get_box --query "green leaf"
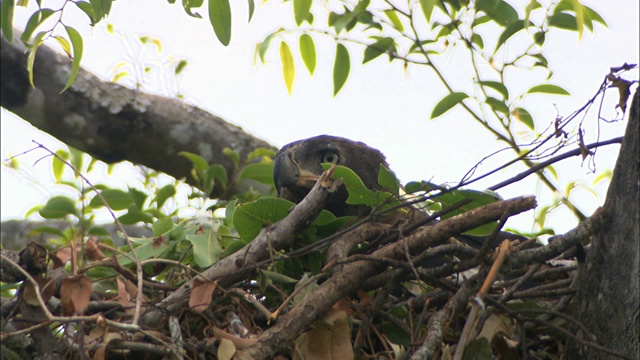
[546,165,559,181]
[223,147,240,168]
[513,107,534,130]
[548,12,577,31]
[39,196,78,219]
[88,226,111,237]
[53,35,72,57]
[30,226,68,239]
[363,37,394,64]
[470,33,484,49]
[569,0,584,38]
[156,184,176,208]
[431,92,469,119]
[52,149,69,182]
[495,20,525,52]
[129,187,148,209]
[436,189,501,236]
[463,338,492,360]
[333,43,350,96]
[485,96,509,115]
[378,164,399,195]
[89,189,134,210]
[224,198,238,228]
[60,26,83,93]
[76,1,94,23]
[299,34,316,76]
[183,0,204,18]
[279,41,295,95]
[583,5,607,28]
[179,151,210,175]
[233,197,294,241]
[524,0,540,26]
[257,28,283,63]
[185,226,223,267]
[383,10,404,32]
[247,148,276,160]
[152,217,174,236]
[478,81,509,99]
[475,0,518,27]
[293,0,312,26]
[117,207,154,225]
[206,164,228,188]
[208,0,232,46]
[27,32,47,88]
[533,31,545,45]
[21,8,54,43]
[527,84,570,96]
[321,164,388,208]
[331,0,369,34]
[119,236,170,266]
[247,0,255,22]
[175,59,188,74]
[68,147,84,174]
[89,0,104,22]
[1,0,15,43]
[260,269,299,284]
[419,0,437,24]
[239,163,275,186]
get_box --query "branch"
[139,167,343,328]
[0,31,275,197]
[241,195,537,358]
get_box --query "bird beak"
[273,151,320,196]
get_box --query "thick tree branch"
[1,31,275,197]
[241,195,537,358]
[139,169,343,328]
[566,88,640,359]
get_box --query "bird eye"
[321,151,340,164]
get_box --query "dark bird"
[273,135,391,218]
[273,135,531,249]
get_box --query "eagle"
[273,135,528,248]
[273,135,391,218]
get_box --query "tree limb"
[0,31,275,197]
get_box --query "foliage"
[1,0,636,359]
[249,0,610,227]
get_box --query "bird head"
[273,135,389,217]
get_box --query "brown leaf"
[60,274,92,315]
[303,305,354,360]
[211,327,258,350]
[152,236,166,248]
[189,278,217,313]
[22,275,56,306]
[93,346,106,360]
[218,338,236,360]
[116,278,131,307]
[85,237,106,261]
[610,78,633,113]
[54,246,73,266]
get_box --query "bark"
[566,88,640,359]
[1,31,275,197]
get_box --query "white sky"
[1,0,638,235]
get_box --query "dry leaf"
[60,274,92,315]
[218,338,236,360]
[302,302,354,360]
[211,327,258,349]
[85,237,106,261]
[189,278,217,313]
[22,275,55,306]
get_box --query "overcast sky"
[2,0,638,235]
